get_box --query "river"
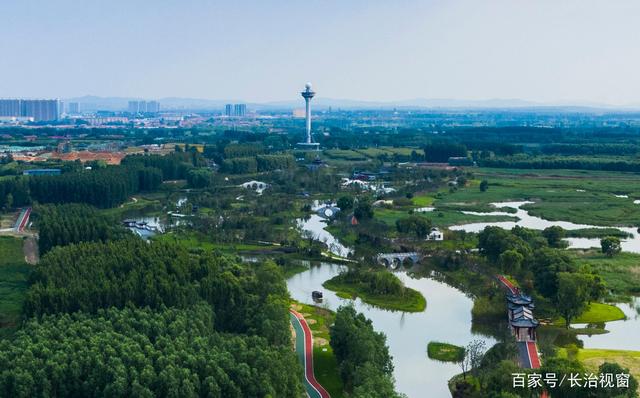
[574,297,640,351]
[294,203,495,397]
[292,201,640,396]
[449,201,640,253]
[449,201,640,351]
[287,263,495,398]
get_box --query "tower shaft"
[305,97,312,143]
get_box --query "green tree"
[595,362,638,397]
[330,304,399,396]
[542,226,565,247]
[498,249,524,273]
[337,196,354,211]
[556,272,591,328]
[601,236,622,257]
[354,200,374,221]
[479,180,489,192]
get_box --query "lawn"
[555,302,626,326]
[427,342,465,363]
[412,193,436,206]
[323,276,427,312]
[559,347,640,389]
[153,232,280,252]
[0,236,24,265]
[575,303,626,323]
[0,237,29,336]
[323,149,369,161]
[374,207,515,228]
[291,302,344,398]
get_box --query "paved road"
[289,309,331,398]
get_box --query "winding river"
[287,264,495,398]
[450,201,640,253]
[291,201,640,397]
[293,205,495,398]
[450,201,640,351]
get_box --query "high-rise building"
[129,100,160,114]
[21,99,61,121]
[234,104,246,117]
[128,101,140,113]
[68,102,80,114]
[0,99,60,121]
[146,101,160,113]
[225,103,247,117]
[0,99,21,117]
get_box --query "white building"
[427,228,444,241]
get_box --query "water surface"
[287,264,495,398]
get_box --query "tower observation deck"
[297,82,320,150]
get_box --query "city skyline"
[2,1,640,106]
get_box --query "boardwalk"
[289,309,331,398]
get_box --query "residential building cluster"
[0,99,62,121]
[225,103,247,117]
[127,100,160,113]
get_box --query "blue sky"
[1,0,639,105]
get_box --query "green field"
[323,276,427,312]
[0,237,29,335]
[570,250,640,296]
[427,342,465,362]
[374,207,515,228]
[153,232,280,252]
[558,347,640,389]
[555,302,626,326]
[433,168,640,226]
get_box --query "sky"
[1,0,640,105]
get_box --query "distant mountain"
[64,95,639,112]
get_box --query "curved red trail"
[290,309,331,398]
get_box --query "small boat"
[312,291,323,302]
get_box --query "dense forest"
[0,166,162,209]
[34,203,128,254]
[0,304,301,397]
[0,153,199,209]
[25,239,291,344]
[480,155,640,173]
[0,238,304,397]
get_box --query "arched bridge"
[376,252,421,269]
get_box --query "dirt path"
[23,236,39,264]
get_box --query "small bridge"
[376,252,420,269]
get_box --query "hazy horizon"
[2,0,640,106]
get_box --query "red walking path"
[289,309,331,398]
[497,276,548,397]
[14,207,31,232]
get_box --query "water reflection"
[287,263,495,398]
[575,297,640,351]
